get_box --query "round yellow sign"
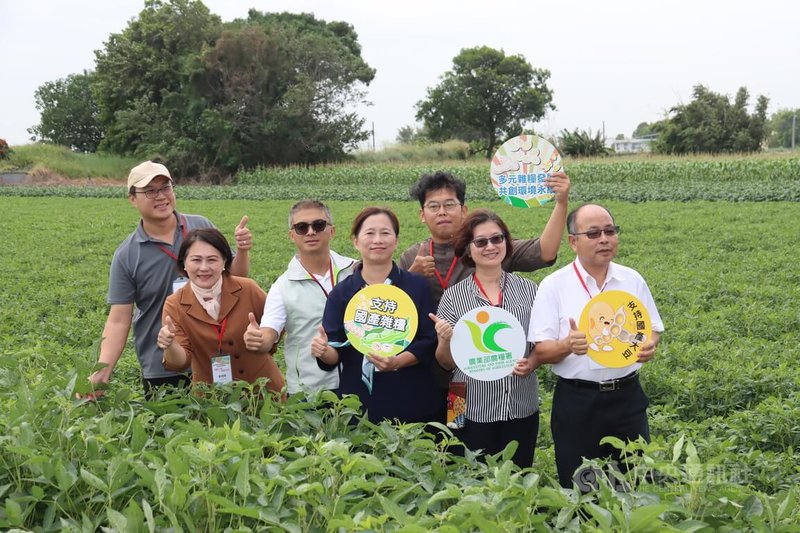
[343,284,418,357]
[578,290,652,368]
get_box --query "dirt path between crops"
[7,168,122,187]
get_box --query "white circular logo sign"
[450,306,528,381]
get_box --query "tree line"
[28,0,797,176]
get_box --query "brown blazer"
[162,275,285,393]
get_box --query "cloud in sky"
[2,0,797,147]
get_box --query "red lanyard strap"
[214,318,228,352]
[573,260,606,299]
[473,273,503,307]
[157,214,188,261]
[303,260,335,298]
[429,240,458,290]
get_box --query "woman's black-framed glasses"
[292,219,330,235]
[471,234,505,248]
[570,226,620,239]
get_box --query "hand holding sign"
[567,318,588,355]
[544,170,571,205]
[158,316,177,350]
[243,312,263,351]
[235,215,252,251]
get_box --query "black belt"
[558,371,639,392]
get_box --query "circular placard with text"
[490,134,563,208]
[451,306,528,381]
[578,290,653,368]
[344,284,418,358]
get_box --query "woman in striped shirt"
[432,209,540,468]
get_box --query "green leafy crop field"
[1,189,799,530]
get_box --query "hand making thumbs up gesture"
[235,215,252,251]
[429,313,453,341]
[311,325,329,360]
[158,316,177,350]
[409,243,436,278]
[243,312,264,351]
[566,318,588,355]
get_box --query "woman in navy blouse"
[311,207,444,424]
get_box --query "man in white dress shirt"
[529,204,664,489]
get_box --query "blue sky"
[2,0,798,147]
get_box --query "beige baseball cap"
[127,161,172,189]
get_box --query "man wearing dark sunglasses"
[244,200,356,396]
[399,170,571,306]
[529,203,664,490]
[81,161,253,400]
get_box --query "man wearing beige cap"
[82,161,253,399]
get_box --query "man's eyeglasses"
[134,183,174,199]
[471,234,505,248]
[292,219,330,235]
[424,201,461,213]
[570,226,620,239]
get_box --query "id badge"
[172,276,189,294]
[211,353,233,384]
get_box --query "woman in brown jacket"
[157,228,284,395]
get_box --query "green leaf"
[80,468,109,493]
[629,504,669,530]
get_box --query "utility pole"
[792,112,796,151]
[372,122,376,152]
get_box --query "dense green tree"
[655,85,769,154]
[768,108,799,149]
[189,10,375,169]
[93,0,221,157]
[87,0,374,176]
[559,128,609,157]
[415,46,554,158]
[28,72,104,152]
[632,122,657,138]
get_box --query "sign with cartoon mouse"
[450,306,528,380]
[490,134,563,208]
[578,290,653,368]
[343,285,418,357]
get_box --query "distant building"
[609,134,657,154]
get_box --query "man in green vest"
[244,200,356,395]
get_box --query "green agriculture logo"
[465,309,511,353]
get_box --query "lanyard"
[429,240,458,290]
[573,261,606,299]
[473,273,503,307]
[157,214,188,261]
[213,318,228,353]
[303,260,335,298]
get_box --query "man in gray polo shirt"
[81,161,253,399]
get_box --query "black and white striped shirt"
[437,271,539,423]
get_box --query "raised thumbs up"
[409,243,436,278]
[429,312,453,341]
[243,312,264,351]
[235,215,252,250]
[310,325,329,359]
[567,317,588,355]
[158,316,177,350]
